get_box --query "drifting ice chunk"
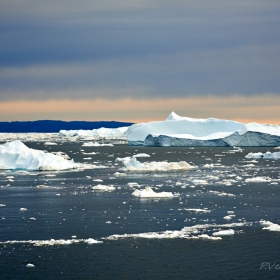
[184,208,211,213]
[245,151,280,159]
[44,142,58,146]
[132,186,173,198]
[92,184,115,191]
[245,177,272,183]
[260,220,280,231]
[212,229,235,236]
[0,140,78,171]
[133,153,150,158]
[82,142,114,147]
[26,263,35,268]
[116,157,195,171]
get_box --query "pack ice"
[0,140,77,170]
[59,127,128,137]
[126,112,280,147]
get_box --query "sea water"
[0,142,280,279]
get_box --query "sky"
[0,0,280,123]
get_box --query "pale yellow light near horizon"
[0,95,279,124]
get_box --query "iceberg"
[0,140,78,171]
[126,112,280,147]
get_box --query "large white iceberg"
[0,140,78,170]
[126,112,280,147]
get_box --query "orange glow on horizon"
[0,95,279,124]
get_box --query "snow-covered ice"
[82,142,113,147]
[92,184,116,191]
[126,112,280,146]
[116,156,195,172]
[245,177,272,183]
[212,229,235,236]
[132,186,173,198]
[259,220,280,232]
[59,127,128,138]
[0,140,78,171]
[245,151,280,159]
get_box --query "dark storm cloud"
[0,0,280,100]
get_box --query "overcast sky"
[0,0,279,123]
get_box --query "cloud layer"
[0,1,279,121]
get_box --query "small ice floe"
[20,208,27,211]
[184,208,211,213]
[132,186,173,198]
[212,229,235,236]
[82,142,113,147]
[115,157,196,172]
[208,190,236,197]
[245,177,272,183]
[245,151,280,159]
[93,179,103,182]
[92,184,116,191]
[0,204,6,207]
[44,142,58,146]
[192,179,208,185]
[105,221,112,224]
[114,172,126,177]
[195,234,222,241]
[26,263,35,268]
[227,211,235,214]
[36,185,47,188]
[45,174,56,177]
[133,153,150,158]
[259,220,280,231]
[223,215,232,220]
[127,182,139,188]
[85,238,102,245]
[83,152,98,155]
[83,157,92,160]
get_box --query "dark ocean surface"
[0,142,280,279]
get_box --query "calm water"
[0,142,280,279]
